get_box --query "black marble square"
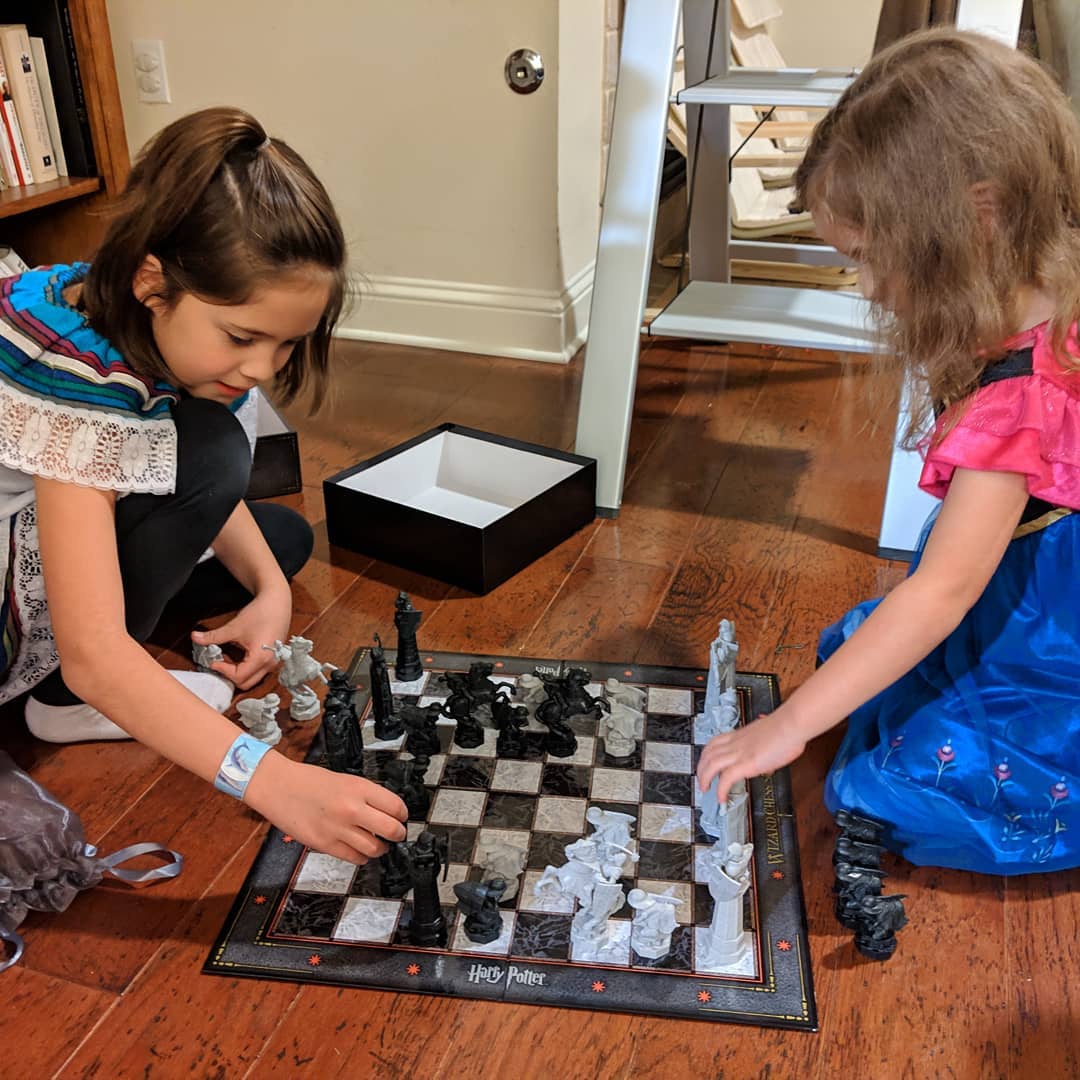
[541,764,591,797]
[425,824,479,863]
[630,924,693,972]
[442,756,495,789]
[349,860,386,898]
[693,689,706,713]
[645,715,692,743]
[273,892,345,939]
[597,746,642,770]
[363,749,401,779]
[569,713,600,736]
[636,840,693,882]
[392,902,457,946]
[643,771,693,805]
[516,732,548,761]
[482,793,536,829]
[692,883,713,926]
[510,911,572,960]
[527,831,580,870]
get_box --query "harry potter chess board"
[204,650,817,1030]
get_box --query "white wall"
[106,0,604,362]
[769,0,881,68]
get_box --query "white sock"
[25,670,235,744]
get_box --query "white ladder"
[574,0,1020,557]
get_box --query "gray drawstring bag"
[0,749,182,972]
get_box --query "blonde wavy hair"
[794,29,1080,447]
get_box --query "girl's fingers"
[341,827,388,859]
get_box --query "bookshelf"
[1,0,129,264]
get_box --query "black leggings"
[35,397,313,706]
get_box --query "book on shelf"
[30,36,66,177]
[8,1,94,179]
[0,24,58,184]
[0,46,32,187]
[0,246,29,277]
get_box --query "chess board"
[205,650,817,1030]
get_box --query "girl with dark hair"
[698,30,1080,875]
[0,106,406,863]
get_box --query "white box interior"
[336,431,583,527]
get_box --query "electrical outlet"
[132,39,171,104]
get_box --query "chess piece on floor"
[324,669,356,714]
[833,861,886,930]
[453,877,508,944]
[627,888,682,959]
[603,677,646,712]
[235,692,283,746]
[264,636,334,721]
[383,759,430,820]
[400,831,449,947]
[476,840,527,901]
[853,893,908,961]
[835,808,885,844]
[393,592,424,682]
[370,634,404,740]
[699,841,754,967]
[598,701,643,757]
[323,695,365,777]
[833,834,886,871]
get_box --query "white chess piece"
[235,692,283,746]
[192,641,224,673]
[598,701,643,757]
[699,776,749,847]
[700,842,753,967]
[603,677,646,711]
[628,888,682,959]
[516,673,547,709]
[476,841,527,901]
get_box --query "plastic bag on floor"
[0,749,182,971]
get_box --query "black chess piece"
[370,633,404,741]
[400,702,441,758]
[835,808,885,844]
[322,700,365,778]
[401,830,449,947]
[852,893,908,961]
[383,759,430,820]
[379,843,412,898]
[535,679,578,758]
[564,667,610,718]
[833,861,886,930]
[440,672,485,749]
[393,592,424,682]
[833,834,886,870]
[453,877,509,944]
[492,690,528,757]
[324,668,354,713]
[465,661,500,711]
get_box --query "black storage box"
[247,392,302,500]
[323,424,596,594]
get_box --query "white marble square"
[294,851,356,895]
[492,759,543,793]
[406,821,427,842]
[418,753,447,786]
[451,910,515,955]
[418,694,451,720]
[639,803,693,844]
[361,720,405,751]
[437,862,473,905]
[644,741,692,774]
[647,687,694,716]
[570,919,632,966]
[518,869,576,914]
[476,827,531,858]
[333,897,403,944]
[534,796,587,834]
[584,682,604,702]
[390,672,429,696]
[429,788,487,827]
[590,768,642,803]
[692,928,758,977]
[449,727,498,758]
[492,675,518,692]
[546,735,595,766]
[634,879,694,924]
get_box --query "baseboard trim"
[335,263,594,364]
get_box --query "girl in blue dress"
[0,107,406,863]
[697,30,1080,875]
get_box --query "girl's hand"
[191,582,293,690]
[245,754,409,863]
[696,709,807,804]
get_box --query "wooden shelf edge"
[0,177,103,221]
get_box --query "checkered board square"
[205,650,816,1030]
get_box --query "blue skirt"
[822,508,1080,875]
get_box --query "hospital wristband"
[214,732,273,800]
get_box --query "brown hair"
[794,29,1080,446]
[82,106,347,411]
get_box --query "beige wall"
[769,0,881,68]
[106,0,604,362]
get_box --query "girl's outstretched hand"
[192,582,293,690]
[696,710,807,804]
[245,754,408,863]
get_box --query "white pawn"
[192,641,224,673]
[236,692,283,746]
[516,673,547,709]
[627,888,682,959]
[603,677,646,711]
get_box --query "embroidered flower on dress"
[1050,778,1069,803]
[65,423,97,471]
[18,413,50,461]
[118,431,151,479]
[934,740,956,786]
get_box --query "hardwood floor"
[3,335,1076,1079]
